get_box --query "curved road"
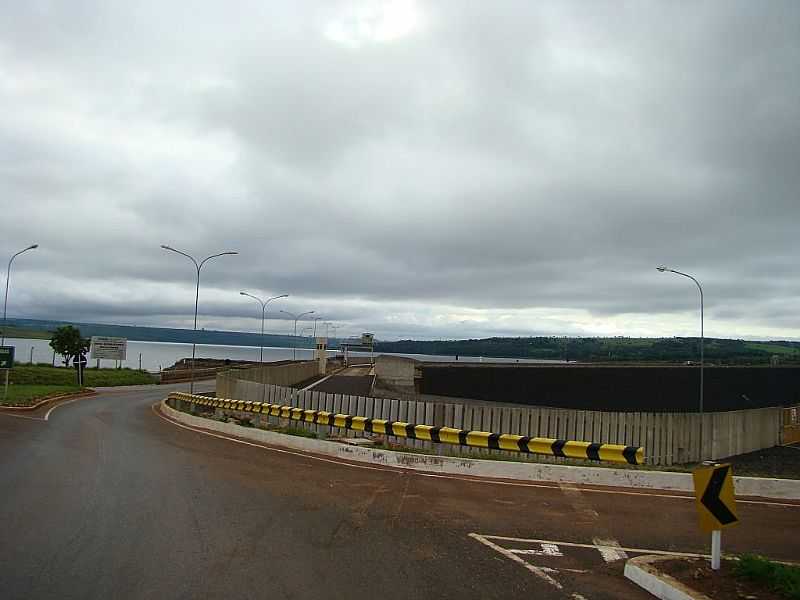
[1,385,797,599]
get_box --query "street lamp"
[312,316,322,338]
[161,245,238,394]
[657,265,705,460]
[280,309,315,360]
[240,292,288,362]
[2,244,38,346]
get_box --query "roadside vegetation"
[1,384,85,407]
[213,413,318,438]
[9,365,156,387]
[734,554,800,599]
[2,365,156,406]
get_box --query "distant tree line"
[373,336,800,365]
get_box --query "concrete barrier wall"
[374,355,418,395]
[216,361,318,397]
[161,367,220,383]
[213,377,784,466]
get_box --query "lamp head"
[160,244,172,250]
[240,291,247,296]
[28,244,38,250]
[656,265,668,272]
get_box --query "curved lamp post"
[280,309,315,361]
[161,245,238,393]
[312,316,322,338]
[657,265,705,461]
[240,292,288,362]
[2,244,38,347]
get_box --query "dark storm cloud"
[1,1,798,340]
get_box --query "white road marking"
[478,534,713,559]
[43,394,97,420]
[508,543,564,557]
[1,393,97,421]
[154,403,800,509]
[0,411,44,421]
[468,533,567,591]
[592,538,629,563]
[302,373,336,391]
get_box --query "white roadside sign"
[90,336,127,361]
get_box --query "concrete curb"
[160,400,800,500]
[624,555,712,600]
[0,389,97,411]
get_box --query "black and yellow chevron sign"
[692,463,739,533]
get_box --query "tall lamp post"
[240,292,288,362]
[2,244,38,347]
[161,245,238,394]
[312,316,322,338]
[280,310,315,361]
[657,265,705,461]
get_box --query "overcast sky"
[1,1,798,341]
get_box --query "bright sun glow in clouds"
[325,0,424,47]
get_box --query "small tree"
[49,325,90,367]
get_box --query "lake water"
[3,337,562,372]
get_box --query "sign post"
[692,463,739,570]
[0,346,14,401]
[90,337,127,365]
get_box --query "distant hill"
[374,336,800,365]
[1,318,330,349]
[4,318,798,364]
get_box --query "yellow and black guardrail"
[168,392,645,465]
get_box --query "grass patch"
[1,384,83,406]
[271,426,317,439]
[734,554,800,599]
[9,365,156,386]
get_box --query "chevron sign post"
[693,463,739,570]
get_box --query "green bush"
[734,554,800,599]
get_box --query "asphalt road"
[1,384,797,600]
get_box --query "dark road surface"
[1,384,797,600]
